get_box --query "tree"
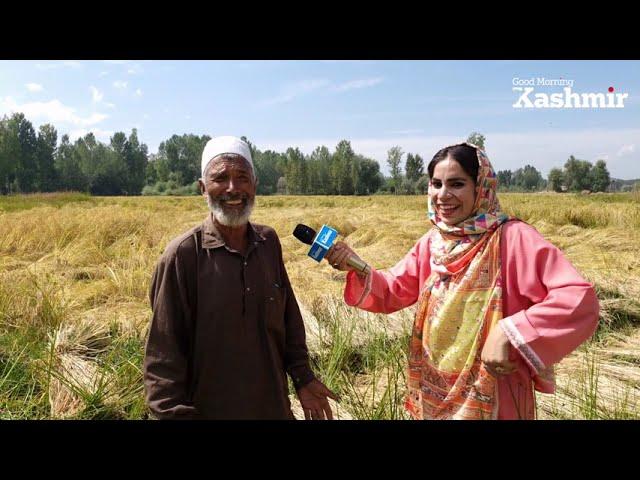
[563,156,593,191]
[548,168,564,192]
[90,144,127,195]
[55,134,89,192]
[157,134,210,186]
[110,132,127,158]
[35,124,58,192]
[415,175,430,194]
[307,146,331,194]
[0,115,17,193]
[590,160,611,192]
[125,128,148,194]
[284,147,307,194]
[512,165,543,191]
[405,153,424,182]
[0,118,5,192]
[354,156,383,195]
[255,150,284,195]
[386,146,403,194]
[145,157,159,186]
[332,140,355,195]
[8,113,38,193]
[109,131,129,191]
[497,170,512,190]
[73,133,99,190]
[466,132,486,149]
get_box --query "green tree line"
[0,115,619,196]
[0,113,147,195]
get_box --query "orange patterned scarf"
[405,144,511,420]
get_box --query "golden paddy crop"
[1,192,639,419]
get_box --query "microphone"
[293,223,370,274]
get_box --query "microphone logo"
[308,225,337,261]
[320,230,332,244]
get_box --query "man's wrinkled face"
[199,155,257,227]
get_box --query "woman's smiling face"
[429,157,477,226]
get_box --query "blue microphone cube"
[307,225,338,262]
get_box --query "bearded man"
[143,136,336,420]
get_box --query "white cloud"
[68,128,114,143]
[113,80,128,89]
[104,60,129,65]
[257,128,640,179]
[135,88,143,97]
[143,113,150,119]
[0,96,108,127]
[333,77,384,93]
[35,61,82,70]
[98,71,109,77]
[105,102,116,109]
[26,83,43,93]
[260,79,330,106]
[617,144,635,157]
[89,86,104,103]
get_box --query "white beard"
[206,194,255,227]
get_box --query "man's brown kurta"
[143,214,315,419]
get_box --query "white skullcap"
[201,136,254,178]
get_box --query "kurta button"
[246,287,251,291]
[244,262,248,266]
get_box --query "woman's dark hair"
[427,143,479,182]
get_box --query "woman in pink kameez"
[325,143,599,420]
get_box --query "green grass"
[0,329,50,419]
[0,192,94,213]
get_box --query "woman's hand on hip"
[481,324,517,377]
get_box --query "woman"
[325,143,599,420]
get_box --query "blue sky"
[1,60,639,179]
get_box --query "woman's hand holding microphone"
[324,241,369,276]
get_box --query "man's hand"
[481,324,517,377]
[296,379,339,420]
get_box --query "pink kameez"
[344,220,600,419]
